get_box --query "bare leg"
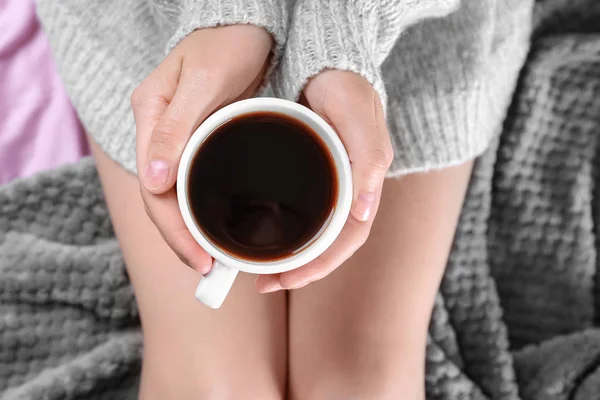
[289,163,473,399]
[90,138,287,400]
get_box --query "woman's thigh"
[90,138,287,400]
[288,164,472,399]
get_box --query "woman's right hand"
[132,25,273,274]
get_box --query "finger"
[306,72,393,222]
[140,188,213,274]
[132,54,182,174]
[255,274,282,294]
[277,215,372,290]
[142,60,226,194]
[132,56,214,272]
[254,215,371,293]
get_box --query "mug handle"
[195,260,239,309]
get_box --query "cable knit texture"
[2,1,600,398]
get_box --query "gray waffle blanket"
[1,1,600,399]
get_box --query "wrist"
[167,0,287,63]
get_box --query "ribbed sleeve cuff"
[168,0,288,81]
[272,0,387,109]
[387,77,505,176]
[388,42,534,175]
[384,6,533,176]
[275,0,530,177]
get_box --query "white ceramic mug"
[177,98,352,309]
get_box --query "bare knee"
[290,360,424,400]
[191,383,284,400]
[141,368,284,400]
[141,349,285,400]
[293,379,423,400]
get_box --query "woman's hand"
[256,70,394,292]
[132,25,273,274]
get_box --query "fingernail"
[354,192,376,221]
[144,160,169,190]
[178,256,206,275]
[197,262,212,275]
[259,281,283,294]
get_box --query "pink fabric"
[0,0,89,184]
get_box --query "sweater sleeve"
[35,0,289,174]
[273,0,460,106]
[274,0,534,175]
[166,0,288,70]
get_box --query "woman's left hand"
[256,70,394,293]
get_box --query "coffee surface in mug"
[188,111,338,261]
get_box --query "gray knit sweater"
[3,0,600,398]
[3,3,600,398]
[36,0,533,176]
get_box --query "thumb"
[142,64,224,194]
[305,71,393,222]
[347,92,392,222]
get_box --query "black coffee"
[188,112,337,261]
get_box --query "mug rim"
[177,97,352,275]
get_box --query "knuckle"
[363,147,393,172]
[161,68,181,93]
[151,119,184,149]
[130,85,145,110]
